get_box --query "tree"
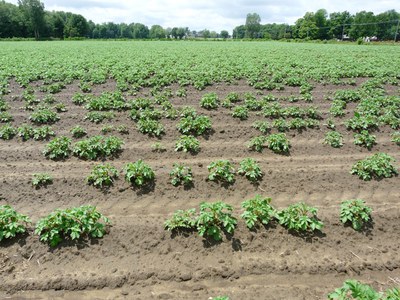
[328,11,353,39]
[0,1,27,38]
[202,29,210,39]
[233,25,245,39]
[131,23,149,39]
[314,9,328,39]
[375,10,400,40]
[349,11,376,39]
[294,12,318,39]
[245,13,261,38]
[149,24,165,39]
[18,0,45,39]
[220,30,229,39]
[63,13,88,38]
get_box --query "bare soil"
[0,79,399,299]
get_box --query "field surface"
[0,41,399,299]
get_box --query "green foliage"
[196,202,237,241]
[207,160,235,183]
[85,111,115,123]
[0,99,10,111]
[87,163,119,188]
[237,158,263,182]
[116,125,129,134]
[327,280,396,300]
[211,297,229,300]
[86,92,127,111]
[247,135,267,152]
[54,103,67,112]
[177,115,212,136]
[101,125,114,134]
[175,87,187,97]
[340,199,372,231]
[35,205,110,247]
[0,111,13,122]
[29,107,59,124]
[232,105,249,120]
[0,124,16,140]
[324,131,344,148]
[79,81,92,93]
[225,92,240,102]
[164,209,196,231]
[72,93,90,105]
[169,163,193,186]
[32,173,53,188]
[200,92,219,109]
[273,118,289,132]
[354,130,376,149]
[350,153,398,180]
[151,142,166,152]
[330,100,346,117]
[175,135,200,153]
[73,136,123,160]
[345,113,379,131]
[0,205,31,241]
[43,136,72,160]
[17,124,34,141]
[252,120,271,134]
[70,125,87,138]
[266,133,290,154]
[277,202,323,232]
[390,132,400,146]
[137,118,164,136]
[123,160,155,187]
[241,195,276,229]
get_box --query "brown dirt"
[0,79,399,299]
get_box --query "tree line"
[0,0,399,41]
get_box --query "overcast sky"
[8,0,400,32]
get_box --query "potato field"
[0,41,399,299]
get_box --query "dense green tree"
[349,11,377,39]
[220,30,229,39]
[375,10,399,40]
[64,13,88,38]
[0,0,27,38]
[295,12,318,39]
[120,23,132,38]
[149,24,165,39]
[18,0,45,39]
[131,23,149,39]
[245,13,261,38]
[314,9,329,39]
[202,29,210,39]
[328,11,353,39]
[233,25,245,39]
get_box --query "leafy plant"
[328,280,385,300]
[17,124,34,141]
[350,153,398,180]
[207,160,235,183]
[324,131,344,148]
[241,195,276,229]
[247,135,267,152]
[35,205,110,247]
[33,126,55,140]
[225,92,240,102]
[32,173,53,188]
[87,163,119,188]
[175,135,200,153]
[101,125,114,134]
[151,142,166,152]
[177,115,212,136]
[72,93,90,105]
[54,103,67,112]
[196,202,237,241]
[164,209,196,231]
[29,107,59,124]
[137,118,164,136]
[175,87,187,97]
[169,163,193,186]
[272,118,289,132]
[200,92,219,109]
[116,125,129,134]
[390,131,400,146]
[0,124,16,140]
[354,130,376,149]
[237,158,262,182]
[252,120,271,134]
[85,111,115,123]
[0,111,13,122]
[123,160,155,187]
[0,205,31,241]
[232,105,249,120]
[70,125,87,138]
[43,136,72,160]
[266,133,290,154]
[340,199,372,231]
[73,136,123,160]
[277,202,323,232]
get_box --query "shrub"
[340,199,372,231]
[237,158,263,182]
[350,153,398,180]
[0,205,31,241]
[73,136,123,160]
[87,163,119,188]
[266,133,290,154]
[200,92,219,109]
[324,131,343,148]
[164,209,196,231]
[277,202,323,232]
[43,136,72,159]
[232,105,249,120]
[70,125,87,138]
[0,124,16,140]
[354,130,376,149]
[123,160,155,187]
[207,160,235,183]
[29,107,59,124]
[241,195,276,229]
[196,202,237,241]
[175,135,200,153]
[177,115,212,136]
[247,135,267,152]
[169,163,193,186]
[32,173,53,188]
[35,205,110,247]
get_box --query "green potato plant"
[350,153,398,180]
[277,202,323,232]
[175,135,200,153]
[207,160,235,183]
[169,163,193,186]
[340,199,372,231]
[0,205,31,241]
[324,131,344,148]
[43,136,72,160]
[123,160,155,187]
[241,195,276,229]
[32,173,53,188]
[237,158,263,182]
[87,163,119,188]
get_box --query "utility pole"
[394,19,400,43]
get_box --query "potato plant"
[0,205,31,241]
[32,173,53,188]
[237,158,263,182]
[247,135,267,152]
[266,133,290,154]
[35,205,110,247]
[29,107,59,124]
[390,131,400,146]
[207,160,235,183]
[85,111,115,123]
[252,120,271,134]
[0,111,13,122]
[241,195,276,229]
[328,280,398,300]
[324,131,343,148]
[232,105,249,120]
[123,160,155,187]
[137,118,164,137]
[70,125,87,138]
[351,153,398,180]
[73,136,123,160]
[353,130,376,149]
[177,114,212,136]
[277,202,323,232]
[340,199,372,231]
[0,124,16,140]
[164,208,196,231]
[43,136,72,160]
[87,163,119,188]
[169,163,193,186]
[175,135,200,153]
[200,92,219,109]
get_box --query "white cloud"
[7,0,400,32]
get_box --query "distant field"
[0,41,399,299]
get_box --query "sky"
[8,0,400,32]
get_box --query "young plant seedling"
[340,199,372,231]
[123,160,155,187]
[324,131,343,148]
[175,135,200,153]
[266,133,290,154]
[277,202,323,232]
[353,130,376,150]
[247,135,267,152]
[241,195,276,229]
[164,208,196,231]
[32,173,53,188]
[207,160,235,183]
[87,163,119,188]
[350,153,398,180]
[169,163,193,186]
[237,158,263,182]
[0,205,31,241]
[43,136,72,160]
